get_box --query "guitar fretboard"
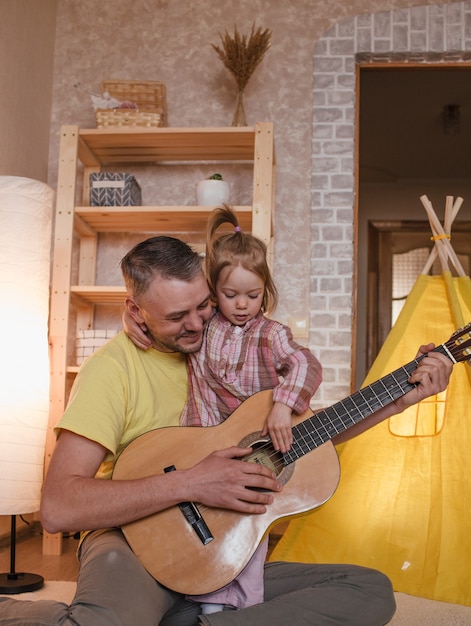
[283,344,449,465]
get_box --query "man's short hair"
[120,236,203,299]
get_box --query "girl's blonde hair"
[205,205,278,315]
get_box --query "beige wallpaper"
[49,0,456,331]
[0,0,57,181]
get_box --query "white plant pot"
[196,179,230,206]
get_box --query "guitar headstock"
[444,322,471,364]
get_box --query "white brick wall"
[310,1,471,409]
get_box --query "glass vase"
[232,89,247,127]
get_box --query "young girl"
[181,205,321,452]
[124,205,322,613]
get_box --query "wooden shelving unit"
[43,122,275,554]
[74,206,253,234]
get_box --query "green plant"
[208,173,223,180]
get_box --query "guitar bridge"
[164,465,213,545]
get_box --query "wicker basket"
[96,80,167,128]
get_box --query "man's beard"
[146,328,203,354]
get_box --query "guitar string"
[197,336,464,491]
[282,335,464,462]
[170,333,469,524]
[193,360,421,517]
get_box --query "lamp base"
[0,572,44,594]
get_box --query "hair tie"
[234,226,241,233]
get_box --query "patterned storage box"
[76,329,118,365]
[90,173,142,206]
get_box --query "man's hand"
[394,343,452,413]
[186,446,283,514]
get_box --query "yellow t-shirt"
[56,330,188,480]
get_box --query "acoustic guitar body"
[113,390,340,595]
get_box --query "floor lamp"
[0,176,54,594]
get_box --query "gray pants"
[0,528,395,625]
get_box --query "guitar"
[112,323,471,595]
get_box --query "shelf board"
[77,126,263,166]
[71,285,127,305]
[74,206,252,234]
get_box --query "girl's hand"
[122,309,152,350]
[262,402,294,453]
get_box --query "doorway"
[356,64,471,388]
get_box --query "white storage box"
[76,329,118,365]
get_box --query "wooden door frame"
[365,219,471,372]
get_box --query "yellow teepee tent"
[270,196,471,605]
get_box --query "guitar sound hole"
[241,439,292,491]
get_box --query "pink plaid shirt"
[181,311,322,426]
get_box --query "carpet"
[390,593,471,625]
[3,584,471,624]
[2,581,76,603]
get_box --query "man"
[0,236,452,626]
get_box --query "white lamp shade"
[0,176,53,515]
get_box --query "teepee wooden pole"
[420,195,450,273]
[420,195,466,277]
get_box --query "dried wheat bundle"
[212,24,272,91]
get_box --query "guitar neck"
[284,343,452,465]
